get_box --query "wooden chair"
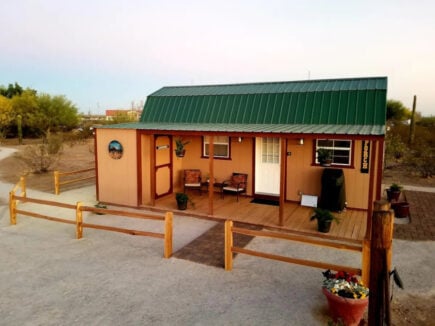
[184,169,202,194]
[222,173,248,201]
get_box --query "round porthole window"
[108,140,123,159]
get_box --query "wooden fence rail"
[54,168,95,195]
[224,220,362,275]
[9,192,172,258]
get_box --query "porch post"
[208,136,214,215]
[150,134,156,206]
[279,138,287,226]
[362,139,378,287]
[376,139,385,200]
[365,140,378,240]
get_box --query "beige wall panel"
[172,137,253,195]
[97,129,137,206]
[285,139,371,210]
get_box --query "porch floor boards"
[154,192,367,243]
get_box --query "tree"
[0,82,24,98]
[386,100,411,122]
[10,90,41,137]
[0,95,13,139]
[36,93,79,136]
[110,111,137,124]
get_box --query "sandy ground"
[1,143,434,325]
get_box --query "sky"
[1,0,434,116]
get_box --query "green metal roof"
[103,77,388,136]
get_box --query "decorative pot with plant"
[322,270,369,326]
[175,192,194,210]
[386,183,402,202]
[175,138,190,158]
[310,208,340,233]
[94,202,107,215]
[317,148,333,166]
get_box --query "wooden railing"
[224,220,363,275]
[9,191,173,258]
[54,168,95,195]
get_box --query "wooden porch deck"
[154,192,367,244]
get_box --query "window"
[203,136,230,158]
[262,137,279,163]
[315,139,352,166]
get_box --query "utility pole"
[408,95,417,145]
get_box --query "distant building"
[105,109,142,121]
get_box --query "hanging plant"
[175,138,190,157]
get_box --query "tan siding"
[96,129,138,206]
[172,137,253,195]
[285,139,371,210]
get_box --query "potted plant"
[317,148,333,166]
[94,202,107,215]
[386,183,402,202]
[310,208,340,233]
[321,270,369,326]
[175,138,190,157]
[175,192,194,210]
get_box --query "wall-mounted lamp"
[156,145,170,150]
[299,138,304,145]
[238,137,242,143]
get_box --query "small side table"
[201,182,224,195]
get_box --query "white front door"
[255,137,281,196]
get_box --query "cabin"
[94,77,387,235]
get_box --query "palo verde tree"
[0,95,13,139]
[36,93,79,137]
[386,99,411,122]
[1,83,79,139]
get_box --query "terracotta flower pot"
[392,202,410,218]
[322,288,368,326]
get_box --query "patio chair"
[183,169,202,195]
[222,173,248,201]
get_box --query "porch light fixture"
[238,137,242,143]
[299,138,304,145]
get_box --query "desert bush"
[406,137,435,178]
[385,132,407,166]
[18,136,63,173]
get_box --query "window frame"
[313,139,354,168]
[202,135,231,160]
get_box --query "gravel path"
[1,147,434,325]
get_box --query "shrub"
[17,135,63,173]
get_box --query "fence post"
[362,200,391,287]
[368,200,394,326]
[224,220,233,271]
[9,191,17,225]
[54,171,60,195]
[361,238,370,287]
[20,176,26,198]
[76,202,83,239]
[164,212,173,258]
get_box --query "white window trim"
[315,139,352,166]
[203,136,230,158]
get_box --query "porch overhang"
[97,122,385,139]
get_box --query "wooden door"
[155,135,172,198]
